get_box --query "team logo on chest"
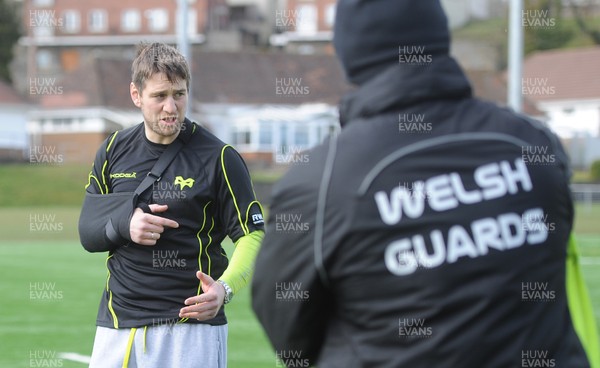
[174,176,195,190]
[153,176,195,201]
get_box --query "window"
[36,50,54,70]
[88,9,107,33]
[32,24,54,37]
[62,10,80,33]
[279,124,289,149]
[295,125,309,146]
[121,9,141,32]
[259,121,273,147]
[232,122,252,147]
[325,4,336,28]
[187,10,197,36]
[53,118,72,129]
[296,4,317,34]
[233,129,252,146]
[146,9,169,33]
[33,0,54,7]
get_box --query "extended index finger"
[147,214,179,229]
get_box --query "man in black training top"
[252,1,595,367]
[79,42,264,368]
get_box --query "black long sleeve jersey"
[81,119,264,328]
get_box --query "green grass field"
[0,162,599,367]
[1,205,599,367]
[0,233,274,368]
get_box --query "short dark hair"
[131,42,190,92]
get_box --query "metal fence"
[571,184,600,210]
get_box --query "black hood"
[338,54,472,126]
[333,0,451,86]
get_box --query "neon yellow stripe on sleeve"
[85,170,104,194]
[220,145,248,235]
[101,160,109,194]
[106,131,118,152]
[100,131,119,194]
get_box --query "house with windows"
[12,0,228,96]
[523,47,600,139]
[269,0,337,54]
[201,103,339,165]
[25,50,350,165]
[25,46,548,167]
[268,0,505,54]
[522,47,600,168]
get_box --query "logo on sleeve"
[110,172,137,179]
[174,176,195,190]
[251,213,264,225]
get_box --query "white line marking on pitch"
[58,352,91,364]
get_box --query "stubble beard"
[152,116,183,138]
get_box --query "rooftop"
[523,46,600,102]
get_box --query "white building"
[200,103,339,163]
[0,80,29,161]
[523,47,600,167]
[523,47,600,139]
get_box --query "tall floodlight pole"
[177,0,192,114]
[508,0,524,113]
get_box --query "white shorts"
[89,323,227,368]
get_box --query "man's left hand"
[179,271,226,321]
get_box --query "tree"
[0,0,21,83]
[567,0,600,45]
[524,0,574,54]
[591,160,600,182]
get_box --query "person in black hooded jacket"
[251,1,594,367]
